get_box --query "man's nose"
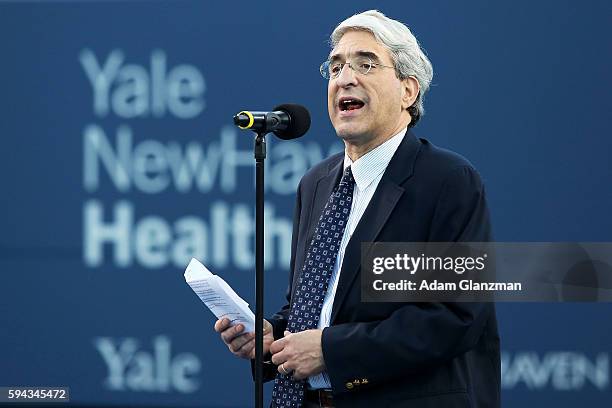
[335,63,358,87]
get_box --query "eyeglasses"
[320,56,395,80]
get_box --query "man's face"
[327,30,410,146]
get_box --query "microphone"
[233,104,311,140]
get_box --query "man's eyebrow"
[328,50,382,63]
[355,51,382,63]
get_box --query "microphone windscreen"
[273,104,311,140]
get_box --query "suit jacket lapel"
[330,130,422,323]
[291,157,344,298]
[306,159,344,246]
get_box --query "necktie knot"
[340,166,355,186]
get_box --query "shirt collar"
[343,127,407,191]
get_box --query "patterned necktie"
[272,166,356,408]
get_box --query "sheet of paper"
[184,258,255,333]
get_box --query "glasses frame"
[319,57,395,80]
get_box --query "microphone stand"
[254,132,266,408]
[235,104,309,408]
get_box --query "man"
[215,10,500,408]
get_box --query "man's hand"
[214,318,274,360]
[270,329,326,380]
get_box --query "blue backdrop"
[1,1,611,407]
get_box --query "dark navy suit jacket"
[264,130,500,408]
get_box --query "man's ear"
[401,76,420,110]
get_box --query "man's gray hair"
[331,10,434,126]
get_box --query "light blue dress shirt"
[308,128,407,389]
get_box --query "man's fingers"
[269,330,292,354]
[221,324,244,344]
[239,336,255,350]
[232,336,255,357]
[271,348,290,366]
[237,337,255,357]
[214,318,230,332]
[270,337,287,355]
[277,360,294,376]
[228,332,254,353]
[220,323,246,344]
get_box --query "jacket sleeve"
[321,166,494,392]
[269,177,305,338]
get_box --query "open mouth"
[338,97,365,112]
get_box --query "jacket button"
[345,382,354,390]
